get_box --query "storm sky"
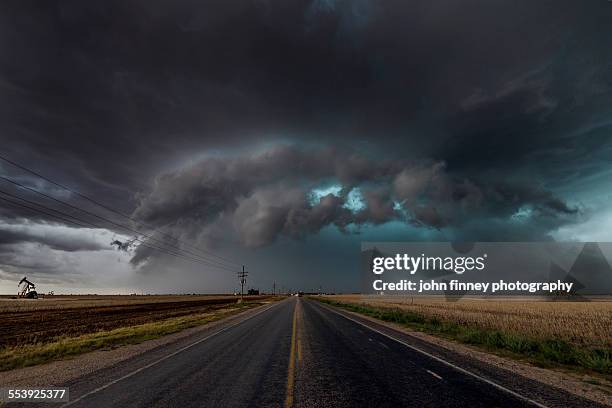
[1,0,611,294]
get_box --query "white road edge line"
[426,369,443,380]
[317,302,548,408]
[61,299,286,407]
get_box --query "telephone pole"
[237,265,248,300]
[273,281,276,296]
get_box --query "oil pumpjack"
[18,276,38,299]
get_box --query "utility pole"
[237,265,248,300]
[273,281,276,296]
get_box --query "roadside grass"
[314,298,612,377]
[0,301,264,372]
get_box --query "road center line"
[284,298,300,408]
[316,301,548,408]
[61,300,285,408]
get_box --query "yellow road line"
[285,300,299,408]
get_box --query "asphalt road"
[13,297,603,408]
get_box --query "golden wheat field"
[325,295,612,348]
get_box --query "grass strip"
[0,301,263,372]
[315,298,612,376]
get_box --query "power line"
[0,191,217,267]
[0,154,240,267]
[0,176,239,271]
[0,179,237,271]
[0,191,240,270]
[0,194,92,229]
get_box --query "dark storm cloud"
[131,146,408,251]
[0,220,117,284]
[0,220,111,252]
[128,145,578,265]
[0,245,62,273]
[2,0,611,177]
[0,0,610,274]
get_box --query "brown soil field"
[0,295,248,312]
[0,295,270,347]
[324,295,612,349]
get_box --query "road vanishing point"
[13,297,604,408]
